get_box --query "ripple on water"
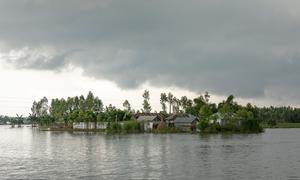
[0,127,300,179]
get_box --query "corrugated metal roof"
[166,114,177,120]
[137,115,157,122]
[174,114,198,123]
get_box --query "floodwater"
[0,126,299,180]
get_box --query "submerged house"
[135,113,164,131]
[167,114,198,131]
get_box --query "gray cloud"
[1,0,300,103]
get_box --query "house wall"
[143,122,153,130]
[209,119,225,126]
[96,122,108,129]
[174,122,192,127]
[174,122,196,132]
[73,122,111,130]
[89,122,96,129]
[139,122,154,131]
[73,122,87,129]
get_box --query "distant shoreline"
[262,123,300,129]
[3,123,300,130]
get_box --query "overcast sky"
[0,0,300,116]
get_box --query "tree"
[66,97,74,113]
[180,96,192,112]
[123,100,131,111]
[172,97,181,114]
[218,95,240,114]
[167,92,174,114]
[236,108,253,120]
[93,97,104,113]
[37,97,49,117]
[198,104,212,120]
[204,91,210,104]
[185,95,206,116]
[68,109,80,123]
[31,101,38,118]
[226,95,234,104]
[142,90,151,113]
[79,95,86,110]
[160,93,168,113]
[29,97,50,125]
[85,91,95,111]
[74,96,80,110]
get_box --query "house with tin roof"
[166,114,199,132]
[135,113,164,131]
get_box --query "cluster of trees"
[27,90,300,132]
[160,92,193,115]
[29,91,132,127]
[159,93,262,132]
[160,91,300,128]
[0,115,12,125]
[255,106,300,125]
[0,115,26,125]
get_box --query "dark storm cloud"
[1,0,300,102]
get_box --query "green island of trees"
[2,90,297,134]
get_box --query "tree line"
[29,91,132,127]
[0,115,27,125]
[26,90,300,128]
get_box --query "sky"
[0,0,300,116]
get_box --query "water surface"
[0,126,299,180]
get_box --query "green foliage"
[30,92,130,128]
[160,92,193,114]
[267,119,277,127]
[68,109,80,124]
[38,115,54,127]
[142,90,152,113]
[180,96,193,113]
[79,110,96,123]
[197,120,209,131]
[27,90,300,133]
[123,121,140,133]
[0,115,27,125]
[203,123,221,133]
[152,123,180,133]
[160,93,168,113]
[240,119,263,133]
[97,106,132,122]
[198,105,212,120]
[123,100,131,111]
[221,122,240,132]
[106,122,122,133]
[262,123,300,128]
[186,95,206,116]
[198,104,263,133]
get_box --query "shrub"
[152,126,180,133]
[221,122,240,132]
[267,119,277,127]
[106,122,122,133]
[123,121,140,133]
[197,120,209,131]
[151,122,181,133]
[240,119,263,133]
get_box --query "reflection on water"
[0,126,300,179]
